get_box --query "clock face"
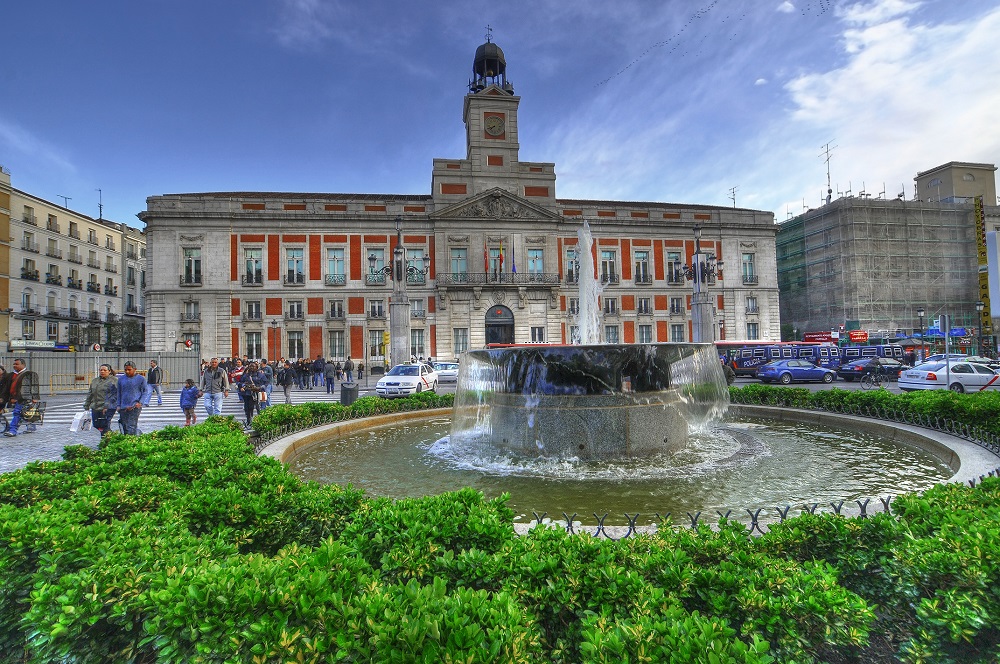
[484,115,505,137]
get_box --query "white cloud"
[0,118,77,175]
[755,78,768,85]
[777,1,795,13]
[271,0,338,49]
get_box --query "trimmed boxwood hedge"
[0,389,998,662]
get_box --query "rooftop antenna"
[728,185,738,208]
[859,181,868,198]
[57,195,72,208]
[819,140,836,204]
[802,197,807,212]
[878,183,886,200]
[845,181,852,197]
[485,24,493,42]
[95,188,103,219]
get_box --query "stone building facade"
[140,39,778,361]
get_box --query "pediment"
[432,188,559,221]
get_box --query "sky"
[2,0,999,227]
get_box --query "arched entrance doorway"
[485,304,515,346]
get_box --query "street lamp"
[916,307,925,362]
[367,216,430,367]
[270,319,279,362]
[682,225,724,342]
[976,300,985,356]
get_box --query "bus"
[715,341,840,376]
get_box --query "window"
[22,231,36,253]
[667,251,683,283]
[566,248,579,282]
[245,332,262,358]
[531,326,545,343]
[286,248,304,284]
[126,266,136,286]
[637,297,651,314]
[287,300,303,319]
[21,291,33,312]
[603,297,618,315]
[46,293,56,313]
[410,329,425,358]
[287,331,304,358]
[183,300,200,321]
[328,330,345,357]
[746,296,759,314]
[88,229,98,244]
[369,329,386,359]
[47,321,59,341]
[600,250,617,283]
[450,248,468,281]
[604,325,619,344]
[634,250,651,283]
[69,221,79,239]
[182,248,202,284]
[569,325,580,343]
[105,235,114,250]
[326,247,345,285]
[328,299,344,318]
[22,320,35,339]
[489,247,502,276]
[669,297,684,315]
[245,300,261,320]
[245,248,263,284]
[670,324,685,342]
[746,322,760,340]
[453,328,469,355]
[411,298,425,318]
[369,299,385,318]
[637,324,653,344]
[568,297,579,315]
[742,253,757,285]
[528,249,544,276]
[126,293,135,310]
[367,248,386,284]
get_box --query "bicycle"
[860,366,889,390]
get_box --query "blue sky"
[2,0,998,226]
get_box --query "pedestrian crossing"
[41,387,373,432]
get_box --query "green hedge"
[0,393,999,661]
[251,392,454,437]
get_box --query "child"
[180,379,200,426]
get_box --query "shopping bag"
[22,402,45,424]
[70,411,92,432]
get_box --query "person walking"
[357,361,364,380]
[260,358,274,406]
[311,355,326,388]
[343,357,355,383]
[180,379,200,426]
[323,359,337,394]
[277,360,295,404]
[112,361,148,435]
[147,359,164,406]
[4,358,40,437]
[83,363,117,438]
[200,357,230,417]
[237,362,268,429]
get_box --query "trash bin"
[340,382,359,406]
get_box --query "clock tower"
[432,33,556,205]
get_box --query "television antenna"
[728,186,738,208]
[95,188,103,219]
[819,140,836,204]
[57,195,72,208]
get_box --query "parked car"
[756,359,836,384]
[375,363,439,398]
[836,357,908,382]
[898,361,1000,393]
[964,355,1000,370]
[923,353,967,363]
[432,361,460,383]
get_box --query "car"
[756,359,836,384]
[432,361,460,383]
[964,355,1000,370]
[923,353,967,363]
[898,361,1000,393]
[836,357,908,382]
[375,363,439,398]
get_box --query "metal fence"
[0,352,202,395]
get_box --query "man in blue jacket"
[113,361,149,435]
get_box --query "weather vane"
[485,25,493,42]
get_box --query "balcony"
[126,278,136,287]
[69,308,81,319]
[44,274,63,286]
[745,306,760,315]
[20,268,40,281]
[105,241,116,251]
[180,312,201,322]
[87,236,99,246]
[104,263,118,274]
[241,312,262,322]
[284,311,304,321]
[366,273,387,286]
[19,306,39,316]
[634,273,653,285]
[325,273,346,286]
[22,215,37,226]
[667,271,685,286]
[179,275,202,287]
[242,273,264,287]
[125,305,143,314]
[45,247,62,259]
[603,307,620,317]
[669,307,685,316]
[411,310,426,319]
[742,274,759,286]
[46,220,60,233]
[69,229,81,239]
[126,250,138,260]
[565,271,579,284]
[406,273,426,285]
[88,311,101,321]
[567,307,579,316]
[600,272,620,285]
[68,253,83,264]
[67,279,83,290]
[435,272,561,286]
[86,282,101,293]
[106,313,119,323]
[283,272,305,286]
[326,310,345,320]
[21,241,39,253]
[104,285,118,296]
[87,259,101,269]
[367,310,386,320]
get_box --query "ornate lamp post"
[976,300,985,356]
[368,216,430,368]
[270,319,279,361]
[682,225,723,343]
[916,307,925,362]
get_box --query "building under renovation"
[777,161,999,348]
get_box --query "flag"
[484,240,488,273]
[499,239,504,270]
[511,239,517,274]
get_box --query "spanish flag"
[499,239,504,270]
[484,240,488,273]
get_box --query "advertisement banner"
[848,330,869,342]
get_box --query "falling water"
[574,221,604,344]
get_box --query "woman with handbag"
[83,364,117,438]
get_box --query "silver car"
[898,361,1000,393]
[433,361,459,383]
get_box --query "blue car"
[757,359,836,385]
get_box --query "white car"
[898,361,1000,393]
[433,361,459,383]
[375,363,439,398]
